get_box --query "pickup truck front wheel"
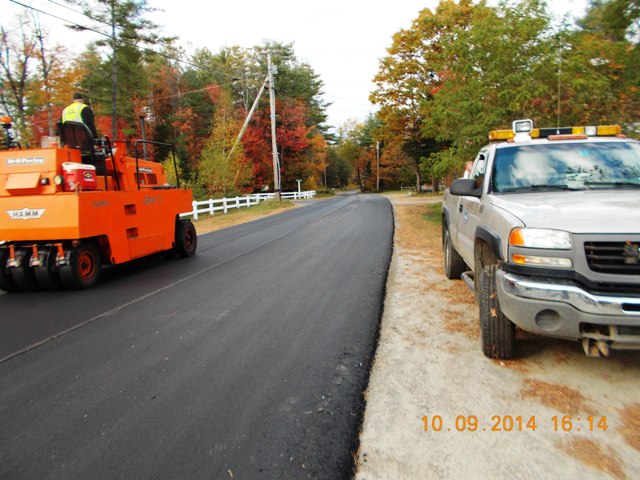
[443,228,466,279]
[479,264,515,359]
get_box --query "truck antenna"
[557,48,562,129]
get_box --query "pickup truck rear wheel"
[444,228,466,279]
[479,264,515,359]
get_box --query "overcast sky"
[148,0,439,130]
[4,0,588,130]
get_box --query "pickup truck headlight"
[509,228,573,268]
[511,254,573,267]
[509,228,572,249]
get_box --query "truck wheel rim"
[185,229,194,248]
[78,251,96,280]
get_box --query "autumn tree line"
[370,0,640,190]
[1,0,639,197]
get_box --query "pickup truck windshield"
[492,142,640,193]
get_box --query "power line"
[45,0,181,55]
[9,0,113,40]
[46,0,119,30]
[324,93,372,108]
[152,81,241,102]
[7,0,246,81]
[24,79,243,128]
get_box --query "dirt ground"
[356,193,640,480]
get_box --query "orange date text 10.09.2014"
[421,415,608,432]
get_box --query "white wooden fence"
[180,191,317,220]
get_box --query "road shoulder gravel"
[356,193,640,480]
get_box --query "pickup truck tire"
[443,228,466,280]
[479,264,516,359]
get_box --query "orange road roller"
[0,118,196,291]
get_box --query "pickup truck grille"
[585,242,640,275]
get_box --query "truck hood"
[490,190,640,234]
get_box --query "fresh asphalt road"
[0,193,393,479]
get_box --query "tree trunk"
[35,27,54,136]
[357,168,364,191]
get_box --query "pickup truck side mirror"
[449,178,482,197]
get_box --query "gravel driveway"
[356,193,640,480]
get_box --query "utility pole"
[557,48,562,129]
[267,53,281,195]
[139,114,148,160]
[110,0,117,140]
[323,162,327,189]
[32,14,54,136]
[376,141,380,192]
[242,69,249,112]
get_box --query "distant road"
[0,193,393,479]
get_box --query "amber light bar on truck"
[489,123,622,141]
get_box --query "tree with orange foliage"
[198,86,251,197]
[373,0,639,184]
[242,97,326,191]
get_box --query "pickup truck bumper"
[496,270,640,349]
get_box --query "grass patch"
[313,191,336,199]
[379,190,406,197]
[422,203,442,225]
[395,205,441,250]
[413,192,445,198]
[190,199,296,235]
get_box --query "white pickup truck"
[442,119,640,359]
